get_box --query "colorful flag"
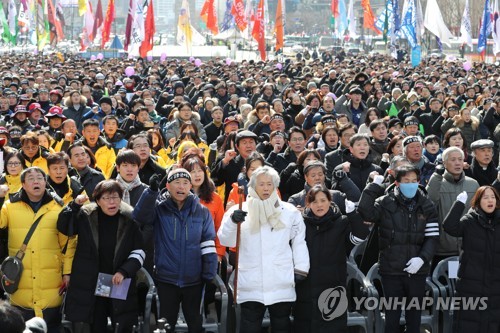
[78,0,86,16]
[101,0,114,48]
[37,0,50,50]
[200,0,219,35]
[231,0,247,32]
[362,0,380,34]
[383,1,389,42]
[177,0,193,52]
[7,0,17,42]
[478,0,492,59]
[47,0,63,44]
[337,0,347,37]
[252,0,266,60]
[18,0,30,29]
[331,0,339,18]
[400,0,417,47]
[124,0,135,51]
[492,0,500,54]
[80,0,93,51]
[347,0,357,39]
[0,1,12,44]
[424,0,453,47]
[91,0,103,42]
[139,0,155,57]
[275,0,284,51]
[221,0,234,32]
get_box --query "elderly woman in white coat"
[219,165,310,333]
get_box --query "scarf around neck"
[247,187,284,233]
[116,174,142,204]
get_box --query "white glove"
[457,191,468,204]
[403,257,424,274]
[345,199,356,214]
[373,175,385,185]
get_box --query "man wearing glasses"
[0,167,76,332]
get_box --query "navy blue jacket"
[133,188,217,287]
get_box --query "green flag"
[419,124,424,136]
[388,103,398,117]
[0,2,12,44]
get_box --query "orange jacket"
[200,192,226,258]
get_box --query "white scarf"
[246,187,284,233]
[116,174,142,204]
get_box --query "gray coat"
[426,170,479,256]
[334,94,368,125]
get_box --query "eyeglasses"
[25,176,45,183]
[133,143,149,149]
[22,145,38,151]
[7,162,21,166]
[100,195,121,202]
[290,137,305,143]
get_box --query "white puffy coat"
[218,201,309,305]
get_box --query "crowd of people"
[0,50,499,333]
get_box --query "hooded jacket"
[163,111,207,142]
[57,202,143,323]
[0,189,75,317]
[443,201,500,332]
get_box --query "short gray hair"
[389,155,409,171]
[248,165,280,190]
[442,146,464,163]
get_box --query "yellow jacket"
[0,174,22,196]
[93,145,116,179]
[24,157,48,174]
[0,190,76,317]
[49,177,89,206]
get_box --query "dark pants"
[240,301,292,333]
[381,274,426,333]
[17,306,62,333]
[157,281,204,333]
[84,297,135,333]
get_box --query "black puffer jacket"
[358,183,439,276]
[57,202,144,324]
[334,150,383,192]
[443,201,500,332]
[294,206,368,333]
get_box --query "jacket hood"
[172,110,201,122]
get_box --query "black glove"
[230,209,247,224]
[149,174,161,192]
[333,169,347,181]
[434,164,445,176]
[294,273,307,284]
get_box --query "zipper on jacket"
[174,218,177,241]
[185,222,188,240]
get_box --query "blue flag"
[478,0,492,55]
[221,0,235,32]
[400,0,418,48]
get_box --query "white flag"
[7,0,16,37]
[347,0,357,39]
[128,0,145,56]
[424,0,454,46]
[492,0,500,54]
[460,0,473,49]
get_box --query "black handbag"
[0,214,44,294]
